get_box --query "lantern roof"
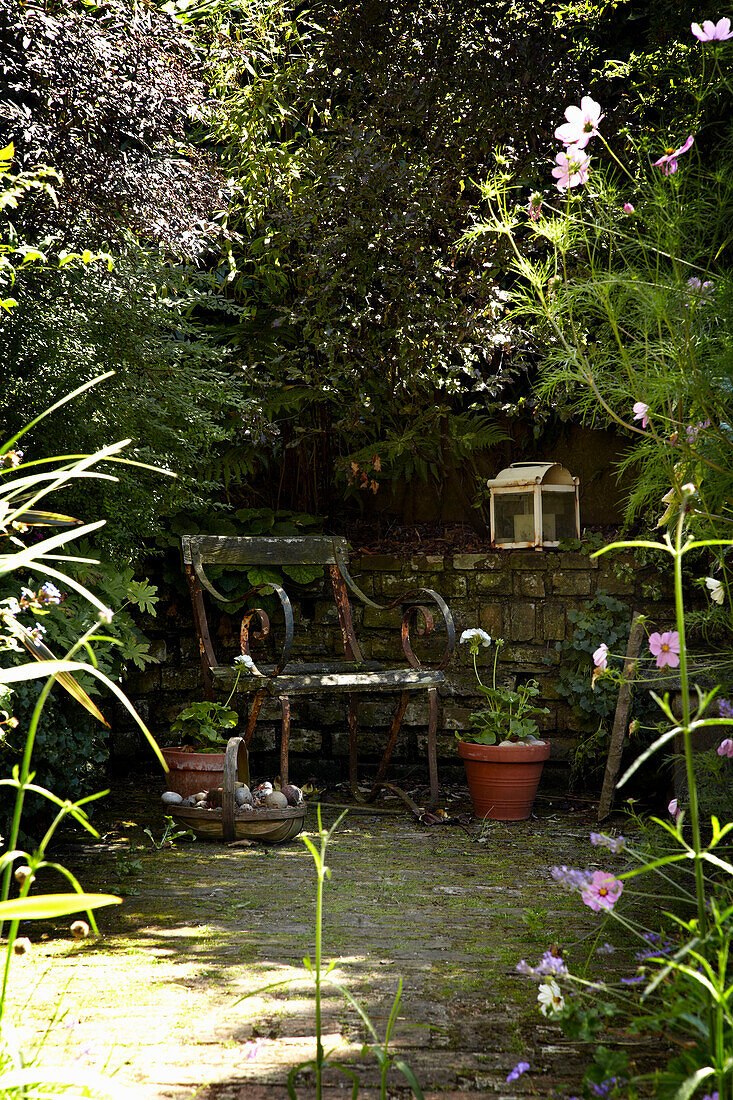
[487,462,578,489]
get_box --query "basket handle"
[222,736,251,842]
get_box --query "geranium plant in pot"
[163,656,253,798]
[456,629,551,820]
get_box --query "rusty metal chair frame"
[180,535,456,809]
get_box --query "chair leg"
[279,695,290,786]
[367,691,409,803]
[244,688,267,747]
[426,687,440,810]
[348,693,361,801]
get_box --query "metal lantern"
[487,462,580,549]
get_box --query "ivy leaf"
[282,564,322,585]
[247,566,282,593]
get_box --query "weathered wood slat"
[598,611,645,821]
[181,535,348,567]
[211,665,445,695]
[240,661,385,675]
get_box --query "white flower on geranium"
[538,980,565,1017]
[705,577,724,605]
[98,607,113,624]
[234,653,256,670]
[459,628,491,647]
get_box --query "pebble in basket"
[162,736,308,845]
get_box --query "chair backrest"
[181,535,362,685]
[180,535,349,568]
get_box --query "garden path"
[7,778,644,1099]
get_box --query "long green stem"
[315,828,324,1099]
[672,504,722,1095]
[473,650,484,691]
[672,509,707,942]
[0,671,57,929]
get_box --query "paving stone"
[479,603,503,638]
[475,570,511,594]
[513,571,545,597]
[508,552,548,570]
[443,574,468,598]
[557,551,599,570]
[508,602,536,641]
[452,554,488,570]
[550,571,592,597]
[287,728,322,753]
[410,554,445,572]
[6,776,645,1100]
[160,666,203,692]
[362,605,402,630]
[540,601,565,641]
[353,553,405,571]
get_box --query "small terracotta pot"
[161,747,226,799]
[457,739,551,821]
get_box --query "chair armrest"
[333,544,456,671]
[238,581,294,676]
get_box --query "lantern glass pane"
[494,492,535,544]
[541,490,576,541]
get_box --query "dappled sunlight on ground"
[5,777,644,1099]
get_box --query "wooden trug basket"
[170,736,307,844]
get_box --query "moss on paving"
[5,777,640,1098]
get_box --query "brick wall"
[116,548,675,790]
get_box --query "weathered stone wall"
[116,548,675,790]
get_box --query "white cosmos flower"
[537,980,565,1017]
[459,628,491,647]
[705,577,725,605]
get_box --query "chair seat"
[211,662,445,696]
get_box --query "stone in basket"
[170,736,307,844]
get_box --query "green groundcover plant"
[0,380,167,1097]
[511,494,733,1100]
[235,806,423,1100]
[465,15,733,1099]
[462,12,733,572]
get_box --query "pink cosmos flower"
[687,419,711,443]
[653,135,694,175]
[593,643,609,670]
[506,1062,530,1084]
[648,630,681,669]
[691,17,733,41]
[633,401,649,428]
[668,798,679,817]
[717,739,733,758]
[551,145,591,191]
[581,871,624,912]
[527,193,543,221]
[686,277,714,303]
[623,202,635,213]
[554,97,604,148]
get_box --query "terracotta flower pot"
[457,739,551,821]
[161,747,226,799]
